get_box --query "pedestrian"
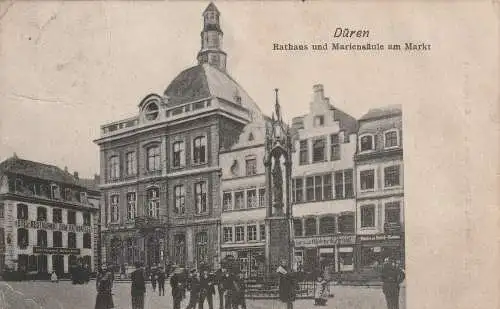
[185,268,201,309]
[313,274,328,306]
[198,263,215,309]
[131,262,147,309]
[276,259,295,309]
[158,267,166,296]
[214,267,228,309]
[95,267,114,309]
[51,271,58,283]
[230,271,246,309]
[151,268,158,292]
[381,257,405,309]
[170,267,186,309]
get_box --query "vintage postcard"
[0,1,497,309]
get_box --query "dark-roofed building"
[0,154,100,277]
[354,104,404,274]
[94,3,264,271]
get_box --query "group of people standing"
[170,262,246,309]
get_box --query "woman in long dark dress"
[95,268,114,309]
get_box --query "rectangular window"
[293,219,303,237]
[64,188,72,201]
[235,226,245,242]
[68,232,77,248]
[193,136,207,164]
[247,189,257,208]
[258,188,266,207]
[80,192,88,204]
[223,227,233,243]
[323,174,332,200]
[314,176,322,201]
[126,152,137,176]
[338,214,355,233]
[83,212,91,226]
[259,224,266,241]
[147,188,160,218]
[385,131,399,148]
[245,158,257,176]
[110,195,120,222]
[312,138,326,163]
[385,202,401,224]
[305,218,317,236]
[67,211,76,225]
[295,179,303,203]
[330,134,341,161]
[53,231,62,247]
[147,146,161,172]
[53,209,62,224]
[344,169,354,198]
[384,165,401,187]
[172,141,185,168]
[306,177,314,202]
[361,205,375,228]
[314,115,324,127]
[360,135,374,152]
[109,156,120,180]
[335,171,344,199]
[126,192,136,220]
[174,185,186,215]
[234,191,244,210]
[222,192,232,211]
[247,225,257,241]
[0,203,4,218]
[51,185,61,200]
[360,170,375,191]
[299,140,308,165]
[195,182,207,214]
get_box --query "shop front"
[220,246,265,279]
[293,234,356,279]
[356,234,405,270]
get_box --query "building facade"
[290,85,358,278]
[354,106,404,272]
[95,3,264,271]
[219,120,268,278]
[0,155,100,276]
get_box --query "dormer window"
[144,101,159,121]
[359,134,374,152]
[384,129,399,148]
[314,115,325,127]
[51,184,61,200]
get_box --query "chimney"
[313,84,325,101]
[73,171,79,179]
[94,174,100,183]
[64,166,68,173]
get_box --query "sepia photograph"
[0,1,498,309]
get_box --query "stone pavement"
[0,280,405,309]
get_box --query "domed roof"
[164,64,263,121]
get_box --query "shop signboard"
[33,247,81,255]
[294,235,356,248]
[358,234,401,242]
[16,220,91,233]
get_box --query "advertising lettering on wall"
[16,220,91,233]
[33,247,81,255]
[294,235,356,248]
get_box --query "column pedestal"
[265,217,290,275]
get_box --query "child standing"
[313,275,328,306]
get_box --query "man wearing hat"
[185,267,201,309]
[170,266,187,309]
[198,263,215,309]
[131,262,146,309]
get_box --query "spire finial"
[274,88,281,122]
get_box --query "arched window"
[305,218,317,236]
[17,228,29,249]
[144,102,159,121]
[37,206,47,222]
[146,146,161,172]
[109,156,120,180]
[17,204,28,220]
[319,216,336,235]
[193,136,207,164]
[37,230,47,247]
[83,233,91,249]
[146,187,160,218]
[196,232,208,266]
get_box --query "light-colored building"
[219,120,269,278]
[94,2,264,271]
[0,155,100,276]
[354,105,404,272]
[290,84,358,277]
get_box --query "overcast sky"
[0,1,494,178]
